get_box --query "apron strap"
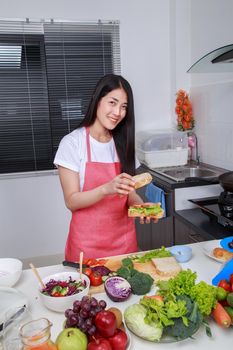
[85,127,91,162]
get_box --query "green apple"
[56,327,87,350]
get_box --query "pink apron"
[65,127,138,261]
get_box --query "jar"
[19,318,57,350]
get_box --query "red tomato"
[84,267,93,277]
[108,328,128,350]
[87,338,112,350]
[89,272,103,286]
[95,310,117,337]
[218,279,231,292]
[229,273,233,285]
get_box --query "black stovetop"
[189,196,233,227]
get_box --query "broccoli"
[128,272,154,295]
[116,266,131,280]
[164,299,203,340]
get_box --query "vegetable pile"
[124,269,219,342]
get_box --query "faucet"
[188,131,200,166]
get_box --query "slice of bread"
[151,256,181,277]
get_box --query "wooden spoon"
[79,251,84,282]
[29,263,46,289]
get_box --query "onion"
[91,265,111,276]
[104,276,131,302]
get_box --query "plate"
[202,240,223,263]
[125,321,201,343]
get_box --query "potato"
[107,307,123,328]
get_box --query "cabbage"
[104,276,131,302]
[124,304,162,341]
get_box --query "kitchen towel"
[145,183,166,217]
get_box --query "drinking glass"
[3,306,31,350]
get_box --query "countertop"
[6,241,233,350]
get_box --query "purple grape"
[82,302,91,312]
[89,309,96,317]
[88,325,96,336]
[85,318,93,329]
[98,300,107,309]
[80,309,88,319]
[68,315,78,327]
[90,298,98,308]
[65,308,74,318]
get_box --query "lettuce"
[124,304,163,341]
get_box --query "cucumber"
[224,306,233,325]
[226,292,233,308]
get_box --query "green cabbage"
[124,304,162,341]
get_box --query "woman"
[54,74,149,261]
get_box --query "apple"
[56,327,87,350]
[95,310,117,337]
[108,328,128,350]
[87,338,112,350]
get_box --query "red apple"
[108,328,128,350]
[94,310,117,337]
[87,338,112,350]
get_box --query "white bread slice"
[132,172,152,189]
[151,256,181,277]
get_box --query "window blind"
[0,19,121,174]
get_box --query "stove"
[189,193,233,228]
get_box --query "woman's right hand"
[102,173,135,196]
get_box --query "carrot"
[211,301,232,328]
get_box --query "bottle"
[19,318,57,350]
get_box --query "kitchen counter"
[175,208,233,240]
[6,241,233,349]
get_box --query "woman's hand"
[102,173,135,196]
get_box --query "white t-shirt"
[54,127,140,191]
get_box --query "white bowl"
[39,271,90,313]
[0,258,23,287]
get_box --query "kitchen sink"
[152,166,219,182]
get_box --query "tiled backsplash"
[191,81,233,171]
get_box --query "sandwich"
[128,202,164,219]
[212,247,233,261]
[132,172,152,189]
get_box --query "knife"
[62,260,89,269]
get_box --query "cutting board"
[89,254,181,295]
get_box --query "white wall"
[0,0,173,262]
[188,0,233,170]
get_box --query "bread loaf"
[213,247,233,261]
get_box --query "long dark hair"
[78,74,136,175]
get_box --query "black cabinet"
[174,217,205,244]
[135,183,174,251]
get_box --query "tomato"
[229,273,233,285]
[108,328,128,350]
[95,310,117,337]
[84,267,93,277]
[89,272,103,286]
[218,279,231,292]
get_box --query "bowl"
[169,245,192,263]
[39,271,90,313]
[0,258,23,287]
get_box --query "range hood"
[187,44,233,73]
